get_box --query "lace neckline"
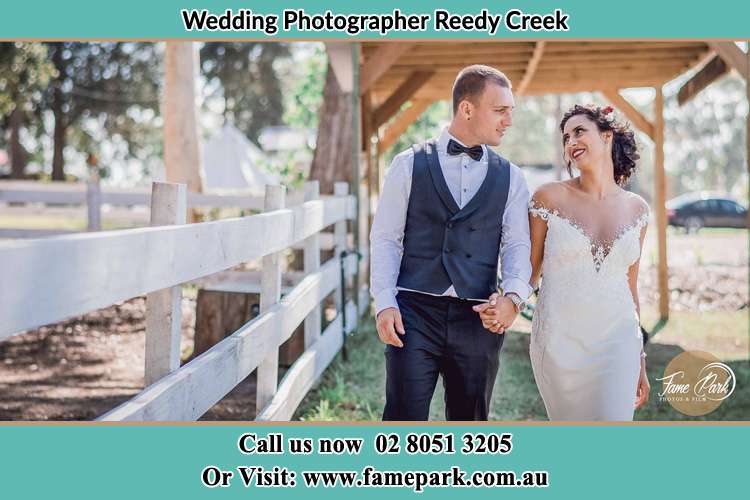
[529,199,649,273]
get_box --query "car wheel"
[685,216,703,233]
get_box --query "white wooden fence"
[0,180,350,252]
[0,180,369,421]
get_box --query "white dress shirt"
[370,128,534,315]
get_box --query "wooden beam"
[392,49,707,67]
[373,71,434,129]
[164,42,203,194]
[677,55,729,106]
[654,87,669,320]
[517,41,546,95]
[360,43,414,94]
[366,42,705,58]
[378,98,435,152]
[324,42,354,93]
[398,70,679,91]
[600,89,656,140]
[382,63,690,81]
[709,42,749,80]
[413,76,669,101]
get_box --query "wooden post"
[86,173,101,232]
[351,43,364,314]
[554,94,564,180]
[164,42,203,223]
[144,182,188,386]
[654,87,669,320]
[333,182,349,316]
[303,181,321,349]
[256,184,285,413]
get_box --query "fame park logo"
[655,350,736,416]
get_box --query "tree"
[665,74,747,199]
[307,62,353,194]
[0,42,55,178]
[200,42,291,143]
[44,42,161,181]
[283,44,326,131]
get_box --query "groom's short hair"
[452,65,512,114]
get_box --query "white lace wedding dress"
[529,199,649,421]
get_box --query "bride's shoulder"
[530,181,569,207]
[622,191,650,215]
[619,191,650,229]
[529,181,569,218]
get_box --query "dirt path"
[0,296,259,420]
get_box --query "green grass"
[295,308,749,421]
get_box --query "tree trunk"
[50,43,66,182]
[51,110,66,181]
[9,107,27,179]
[309,63,353,195]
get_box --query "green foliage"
[43,42,163,177]
[384,100,451,164]
[255,150,308,189]
[282,44,327,131]
[665,74,748,200]
[200,42,291,142]
[0,42,55,117]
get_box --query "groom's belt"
[397,289,486,305]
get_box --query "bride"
[486,104,651,420]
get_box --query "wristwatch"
[504,292,527,314]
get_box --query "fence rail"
[0,180,367,422]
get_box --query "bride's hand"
[473,293,516,334]
[634,358,650,409]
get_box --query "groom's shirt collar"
[437,128,488,163]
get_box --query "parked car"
[666,193,748,232]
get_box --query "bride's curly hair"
[560,104,640,186]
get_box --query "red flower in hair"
[602,106,614,115]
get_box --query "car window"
[719,201,736,213]
[692,200,710,211]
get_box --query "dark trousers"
[382,291,504,421]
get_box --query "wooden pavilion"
[342,41,750,321]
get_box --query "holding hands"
[473,292,519,334]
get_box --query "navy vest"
[396,140,511,299]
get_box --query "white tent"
[201,123,279,192]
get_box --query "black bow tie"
[447,139,483,161]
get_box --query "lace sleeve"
[634,202,651,230]
[529,198,553,221]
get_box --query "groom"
[370,65,534,421]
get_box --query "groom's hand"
[376,307,406,347]
[473,293,517,334]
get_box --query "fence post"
[303,181,321,349]
[86,173,102,231]
[333,182,349,319]
[256,184,286,413]
[357,180,370,312]
[144,182,188,386]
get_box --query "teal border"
[1,424,748,498]
[1,1,749,39]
